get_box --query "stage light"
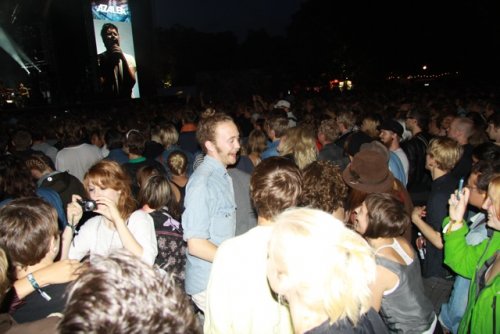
[0,26,31,74]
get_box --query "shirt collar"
[204,155,227,174]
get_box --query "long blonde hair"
[279,126,318,169]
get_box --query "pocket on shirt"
[211,206,236,242]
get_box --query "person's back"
[138,174,186,288]
[375,239,435,333]
[56,143,103,182]
[55,119,103,182]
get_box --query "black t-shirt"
[422,173,458,279]
[12,282,68,323]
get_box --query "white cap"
[274,100,291,109]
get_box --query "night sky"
[152,0,500,75]
[153,0,301,39]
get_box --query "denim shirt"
[182,155,236,295]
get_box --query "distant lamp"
[338,81,345,91]
[422,65,427,70]
[346,80,353,90]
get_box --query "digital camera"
[77,199,97,212]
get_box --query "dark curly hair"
[299,160,347,213]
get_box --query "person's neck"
[431,167,447,180]
[142,204,154,213]
[389,141,400,151]
[257,216,273,226]
[288,299,329,334]
[16,257,54,279]
[332,207,345,222]
[171,174,187,183]
[411,127,422,136]
[367,237,393,248]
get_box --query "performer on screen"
[97,23,136,98]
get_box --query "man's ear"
[50,235,60,256]
[205,140,216,154]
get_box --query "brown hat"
[342,150,394,193]
[360,141,389,162]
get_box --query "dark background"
[1,0,499,105]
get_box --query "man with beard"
[97,23,136,98]
[182,113,240,313]
[379,119,409,184]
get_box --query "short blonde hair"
[268,208,376,326]
[427,137,463,172]
[336,110,356,130]
[159,124,179,148]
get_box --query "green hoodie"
[442,217,499,334]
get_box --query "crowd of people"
[0,87,498,333]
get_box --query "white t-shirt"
[55,143,104,182]
[204,225,293,334]
[69,210,158,265]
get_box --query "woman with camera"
[61,160,158,265]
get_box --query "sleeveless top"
[375,239,436,333]
[171,179,186,206]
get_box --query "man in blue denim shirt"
[182,113,240,312]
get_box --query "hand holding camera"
[67,195,85,228]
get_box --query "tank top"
[375,239,436,333]
[171,179,186,206]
